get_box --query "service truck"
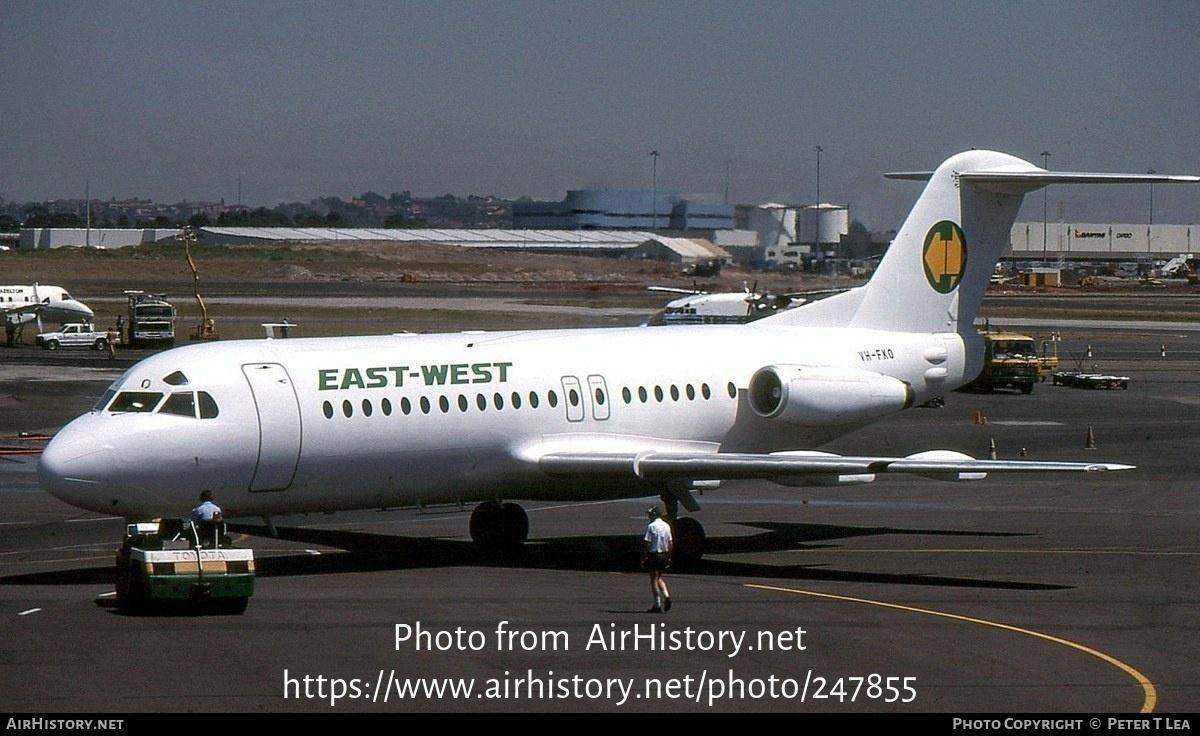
[35,322,119,351]
[125,290,176,348]
[115,519,254,614]
[963,329,1042,394]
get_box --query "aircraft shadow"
[225,518,1063,591]
[0,520,1064,591]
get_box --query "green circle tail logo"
[922,220,967,294]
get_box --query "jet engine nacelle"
[748,364,914,426]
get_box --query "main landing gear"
[659,492,706,568]
[469,500,529,551]
[670,516,706,568]
[468,495,707,566]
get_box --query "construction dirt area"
[3,240,1199,339]
[1,241,851,337]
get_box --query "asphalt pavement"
[1,314,1197,714]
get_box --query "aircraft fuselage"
[38,323,970,519]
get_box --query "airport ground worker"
[642,506,673,613]
[189,489,223,523]
[185,490,223,548]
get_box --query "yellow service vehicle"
[965,330,1042,394]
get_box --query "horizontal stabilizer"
[887,166,1199,190]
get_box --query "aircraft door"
[587,374,610,421]
[560,376,585,422]
[241,363,302,492]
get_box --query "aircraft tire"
[469,500,503,547]
[500,502,529,549]
[470,500,529,551]
[671,516,706,568]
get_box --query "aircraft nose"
[37,421,117,513]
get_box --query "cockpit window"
[198,391,219,419]
[163,371,189,386]
[159,392,197,417]
[93,387,117,412]
[107,391,164,413]
[155,391,220,419]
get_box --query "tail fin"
[768,149,1198,334]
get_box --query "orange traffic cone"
[1085,426,1097,450]
[974,409,987,425]
[988,438,997,460]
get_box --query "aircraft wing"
[537,449,1132,483]
[0,302,42,316]
[647,285,702,295]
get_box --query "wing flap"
[538,450,1133,481]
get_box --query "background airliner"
[1,283,94,328]
[36,150,1198,559]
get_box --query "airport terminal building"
[512,190,734,231]
[1008,222,1197,262]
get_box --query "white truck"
[125,291,176,348]
[36,322,120,351]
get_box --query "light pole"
[814,145,823,206]
[815,145,828,273]
[649,150,660,230]
[1040,151,1051,262]
[1147,169,1156,256]
[724,158,731,206]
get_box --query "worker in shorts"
[642,506,673,613]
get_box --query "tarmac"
[1,308,1198,714]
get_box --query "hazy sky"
[2,0,1197,230]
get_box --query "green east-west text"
[318,362,513,391]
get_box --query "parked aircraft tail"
[767,150,1198,334]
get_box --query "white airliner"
[36,150,1198,558]
[0,284,94,327]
